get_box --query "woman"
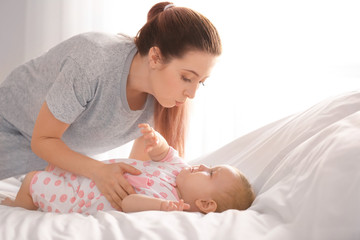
[0,2,221,210]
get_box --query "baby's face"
[176,164,239,202]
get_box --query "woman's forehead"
[170,51,217,76]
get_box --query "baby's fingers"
[178,199,190,211]
[138,123,152,132]
[138,123,150,128]
[170,202,180,211]
[183,202,190,210]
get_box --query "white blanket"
[1,90,360,240]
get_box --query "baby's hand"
[138,123,169,161]
[160,199,190,211]
[138,123,160,153]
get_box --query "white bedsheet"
[1,90,360,240]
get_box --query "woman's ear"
[148,46,163,68]
[195,199,217,213]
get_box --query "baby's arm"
[138,123,169,161]
[122,194,190,213]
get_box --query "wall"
[0,0,26,82]
[0,0,359,160]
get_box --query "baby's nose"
[199,164,210,171]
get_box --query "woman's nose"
[184,85,197,99]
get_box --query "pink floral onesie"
[29,147,189,215]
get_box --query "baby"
[2,124,255,214]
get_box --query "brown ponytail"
[135,2,222,157]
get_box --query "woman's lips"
[175,101,184,106]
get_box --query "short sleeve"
[160,147,185,165]
[46,57,93,124]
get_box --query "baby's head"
[176,164,255,213]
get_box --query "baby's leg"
[1,171,38,210]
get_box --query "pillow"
[191,90,360,239]
[191,90,360,189]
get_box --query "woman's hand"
[91,162,141,211]
[160,199,190,211]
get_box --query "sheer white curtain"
[1,0,359,160]
[187,0,360,159]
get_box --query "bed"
[1,90,360,240]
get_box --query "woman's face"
[149,49,217,108]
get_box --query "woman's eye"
[181,76,191,82]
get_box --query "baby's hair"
[214,167,255,212]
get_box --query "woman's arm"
[122,194,190,212]
[31,102,141,210]
[31,102,99,178]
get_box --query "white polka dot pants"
[30,167,115,215]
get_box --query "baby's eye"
[199,81,205,86]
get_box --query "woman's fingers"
[110,184,127,210]
[118,162,141,175]
[103,178,130,210]
[111,163,140,197]
[117,173,137,195]
[93,162,141,210]
[106,193,122,211]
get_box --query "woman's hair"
[135,2,222,157]
[214,168,255,212]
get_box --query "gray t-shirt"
[0,32,154,155]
